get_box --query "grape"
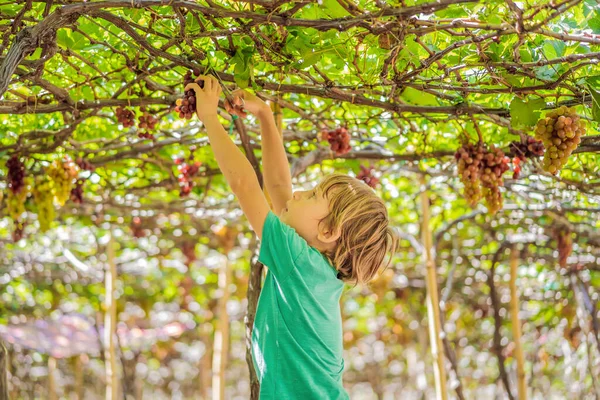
[356,165,379,188]
[455,143,484,207]
[32,175,55,232]
[116,107,136,127]
[7,155,26,194]
[6,183,29,221]
[174,70,204,120]
[70,179,85,204]
[176,156,202,197]
[320,127,352,155]
[12,220,25,242]
[534,106,585,175]
[76,157,96,171]
[48,157,79,206]
[455,143,509,214]
[138,112,158,140]
[554,227,572,268]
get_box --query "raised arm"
[185,76,271,239]
[225,90,292,215]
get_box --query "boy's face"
[280,186,338,251]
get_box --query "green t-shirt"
[252,210,349,400]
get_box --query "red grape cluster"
[509,137,545,179]
[479,145,510,214]
[174,70,203,120]
[6,155,28,230]
[554,226,573,268]
[455,143,485,208]
[182,241,197,266]
[175,155,202,197]
[131,216,146,238]
[534,106,586,174]
[7,155,26,193]
[12,220,25,242]
[320,127,352,155]
[116,107,136,127]
[455,143,510,214]
[356,165,379,188]
[70,179,85,204]
[138,113,158,140]
[76,157,96,172]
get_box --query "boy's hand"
[185,75,222,123]
[225,89,270,120]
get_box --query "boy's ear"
[317,226,341,244]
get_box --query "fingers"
[184,82,202,92]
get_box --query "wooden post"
[509,247,526,400]
[0,339,8,400]
[212,256,231,400]
[48,356,57,400]
[71,355,84,400]
[420,178,448,400]
[105,236,118,400]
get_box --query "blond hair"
[316,173,398,286]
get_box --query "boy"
[185,75,397,399]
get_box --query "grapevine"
[320,127,352,155]
[32,175,55,232]
[534,106,585,174]
[48,157,79,206]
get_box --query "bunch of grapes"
[534,106,585,174]
[320,127,352,155]
[455,143,510,214]
[12,220,26,242]
[509,137,545,179]
[138,113,158,140]
[70,179,85,204]
[48,157,79,206]
[174,70,202,120]
[6,184,29,222]
[455,143,485,207]
[554,227,573,268]
[116,107,136,127]
[7,155,26,193]
[32,175,55,232]
[356,165,380,188]
[175,156,202,197]
[131,216,146,238]
[76,157,96,172]
[182,241,197,266]
[479,145,510,214]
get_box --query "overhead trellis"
[0,0,598,220]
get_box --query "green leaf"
[587,84,600,123]
[401,87,438,106]
[57,29,74,48]
[509,97,546,128]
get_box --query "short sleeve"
[258,210,310,281]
